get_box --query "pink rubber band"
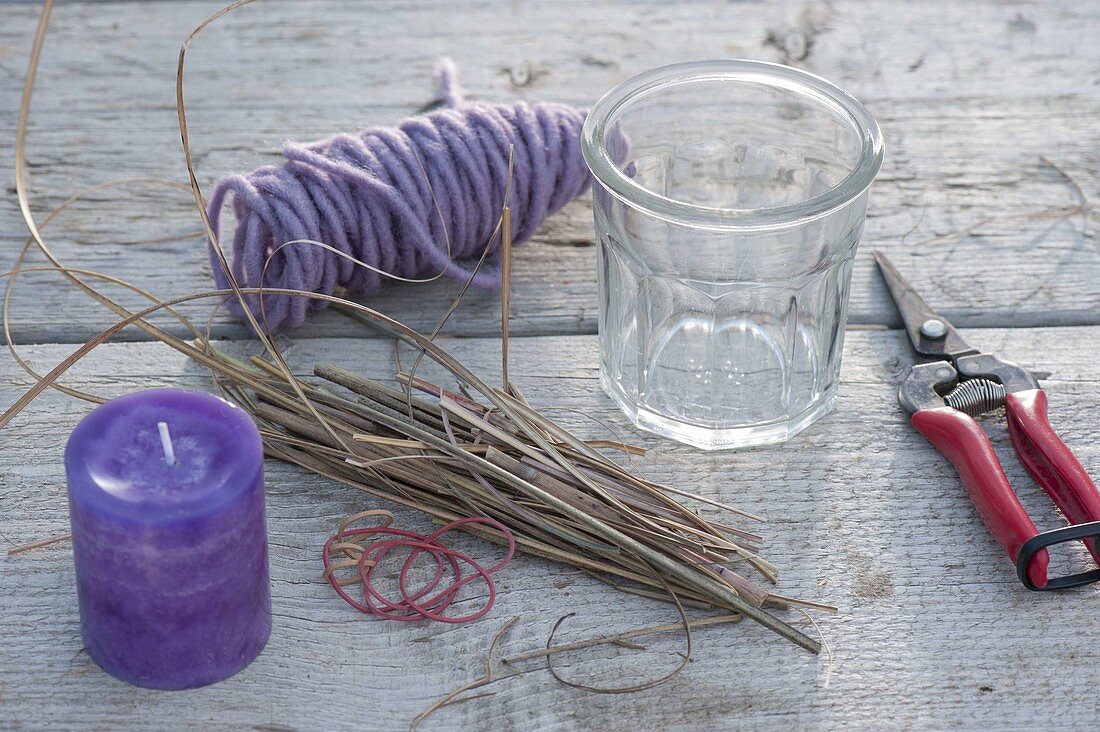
[322,515,514,623]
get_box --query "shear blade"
[872,251,979,362]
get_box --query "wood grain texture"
[0,0,1097,343]
[3,0,1100,729]
[2,327,1100,730]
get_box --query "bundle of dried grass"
[201,325,824,652]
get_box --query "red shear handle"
[911,407,1049,588]
[1005,389,1100,564]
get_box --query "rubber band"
[322,513,514,623]
[357,535,461,615]
[359,539,495,623]
[323,527,456,613]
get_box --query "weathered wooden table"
[2,1,1098,728]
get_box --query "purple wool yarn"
[206,60,593,330]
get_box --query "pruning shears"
[874,251,1100,590]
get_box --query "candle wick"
[157,421,176,466]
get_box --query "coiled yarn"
[206,60,592,330]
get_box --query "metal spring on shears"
[944,378,1007,417]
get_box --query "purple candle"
[65,389,270,690]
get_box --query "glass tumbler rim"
[581,59,884,231]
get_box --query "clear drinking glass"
[582,60,884,449]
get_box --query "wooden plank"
[2,326,1099,729]
[1,0,1098,343]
